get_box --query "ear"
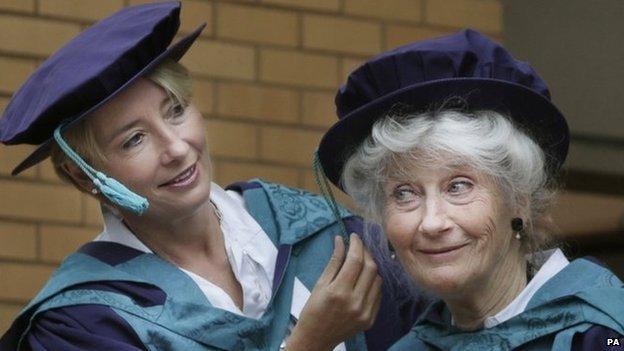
[62,161,95,194]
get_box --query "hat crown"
[0,1,180,144]
[336,29,550,119]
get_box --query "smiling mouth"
[160,163,197,187]
[418,243,468,255]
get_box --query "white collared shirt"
[483,249,569,328]
[95,183,346,350]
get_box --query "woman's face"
[90,78,211,217]
[383,161,520,297]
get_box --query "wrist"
[284,327,333,351]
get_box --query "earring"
[91,188,98,195]
[388,241,396,260]
[511,217,523,240]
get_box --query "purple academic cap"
[318,29,569,189]
[0,1,205,175]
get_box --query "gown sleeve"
[24,304,147,351]
[571,325,624,351]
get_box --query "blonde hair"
[50,59,193,189]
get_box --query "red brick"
[0,144,37,179]
[0,57,36,94]
[0,180,82,223]
[385,25,451,49]
[39,0,124,22]
[345,0,422,22]
[40,224,97,262]
[0,15,80,56]
[0,263,55,301]
[301,91,337,128]
[193,79,214,115]
[0,222,37,260]
[218,3,297,46]
[128,0,213,35]
[303,15,381,55]
[262,0,339,12]
[206,120,257,158]
[260,127,322,166]
[0,0,34,13]
[0,303,23,335]
[218,82,298,123]
[425,0,502,33]
[260,49,338,88]
[340,57,365,83]
[181,40,255,80]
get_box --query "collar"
[483,248,569,328]
[95,182,276,284]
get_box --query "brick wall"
[0,0,503,334]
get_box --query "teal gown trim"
[11,180,366,350]
[389,258,624,351]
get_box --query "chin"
[412,265,468,297]
[153,184,211,216]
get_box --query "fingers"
[317,235,346,285]
[353,245,378,298]
[333,233,364,288]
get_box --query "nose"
[418,196,451,236]
[159,128,190,165]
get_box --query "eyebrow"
[105,96,171,144]
[106,119,142,144]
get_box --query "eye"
[392,185,418,203]
[122,133,144,149]
[447,179,473,195]
[167,102,186,121]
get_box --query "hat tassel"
[313,151,349,245]
[53,122,149,215]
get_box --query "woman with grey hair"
[317,29,624,350]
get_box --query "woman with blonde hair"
[0,2,422,350]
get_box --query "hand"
[285,233,383,351]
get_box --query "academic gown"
[0,180,425,351]
[389,257,624,351]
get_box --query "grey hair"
[342,108,558,262]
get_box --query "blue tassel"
[53,121,149,215]
[93,172,149,215]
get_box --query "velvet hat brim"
[317,30,569,190]
[9,24,204,176]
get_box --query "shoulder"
[23,304,147,351]
[0,242,163,350]
[570,325,624,351]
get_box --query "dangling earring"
[91,187,99,195]
[388,241,396,260]
[511,217,523,240]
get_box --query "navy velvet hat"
[317,29,569,190]
[0,1,205,175]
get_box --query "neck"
[122,200,225,266]
[445,252,527,331]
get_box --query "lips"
[160,163,197,187]
[418,243,468,255]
